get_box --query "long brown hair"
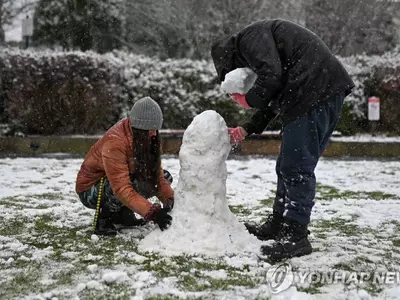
[132,128,161,197]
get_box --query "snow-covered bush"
[0,48,121,134]
[338,47,400,134]
[0,47,399,135]
[109,51,247,129]
[0,48,248,135]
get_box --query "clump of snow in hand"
[139,110,261,256]
[221,68,257,94]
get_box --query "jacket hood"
[211,35,237,83]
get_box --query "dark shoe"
[261,219,312,260]
[245,211,284,241]
[94,217,118,236]
[111,207,147,227]
[94,204,118,236]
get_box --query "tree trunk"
[0,0,4,44]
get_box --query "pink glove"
[231,93,250,108]
[228,127,247,144]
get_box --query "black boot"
[111,207,147,227]
[261,219,312,260]
[94,205,118,236]
[244,211,284,241]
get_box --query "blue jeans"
[273,93,344,225]
[79,170,173,212]
[79,177,124,212]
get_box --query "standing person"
[76,97,174,236]
[211,19,354,260]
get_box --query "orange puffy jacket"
[75,118,174,217]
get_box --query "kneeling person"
[75,97,174,236]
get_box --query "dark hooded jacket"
[211,19,355,134]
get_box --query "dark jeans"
[79,170,173,212]
[273,93,344,226]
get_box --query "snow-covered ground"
[1,157,400,299]
[331,134,400,143]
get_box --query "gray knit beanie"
[129,97,163,130]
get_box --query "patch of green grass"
[0,200,27,209]
[0,196,24,202]
[28,180,45,184]
[178,271,257,292]
[52,268,75,285]
[35,204,51,209]
[141,254,241,281]
[316,184,358,200]
[298,285,321,294]
[229,205,252,216]
[313,217,359,236]
[392,239,400,247]
[364,191,395,200]
[316,184,397,201]
[208,273,257,289]
[79,289,133,300]
[20,217,90,258]
[0,265,42,298]
[314,232,328,239]
[89,236,140,265]
[141,258,174,277]
[0,217,29,235]
[179,274,209,291]
[146,295,181,300]
[260,197,274,207]
[386,220,400,231]
[35,193,61,200]
[141,254,256,292]
[35,214,55,231]
[333,256,377,274]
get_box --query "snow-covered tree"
[304,0,397,56]
[33,0,124,53]
[122,0,308,59]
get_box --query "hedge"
[0,47,399,136]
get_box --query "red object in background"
[368,97,380,121]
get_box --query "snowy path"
[1,157,400,299]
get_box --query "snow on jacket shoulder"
[75,118,174,217]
